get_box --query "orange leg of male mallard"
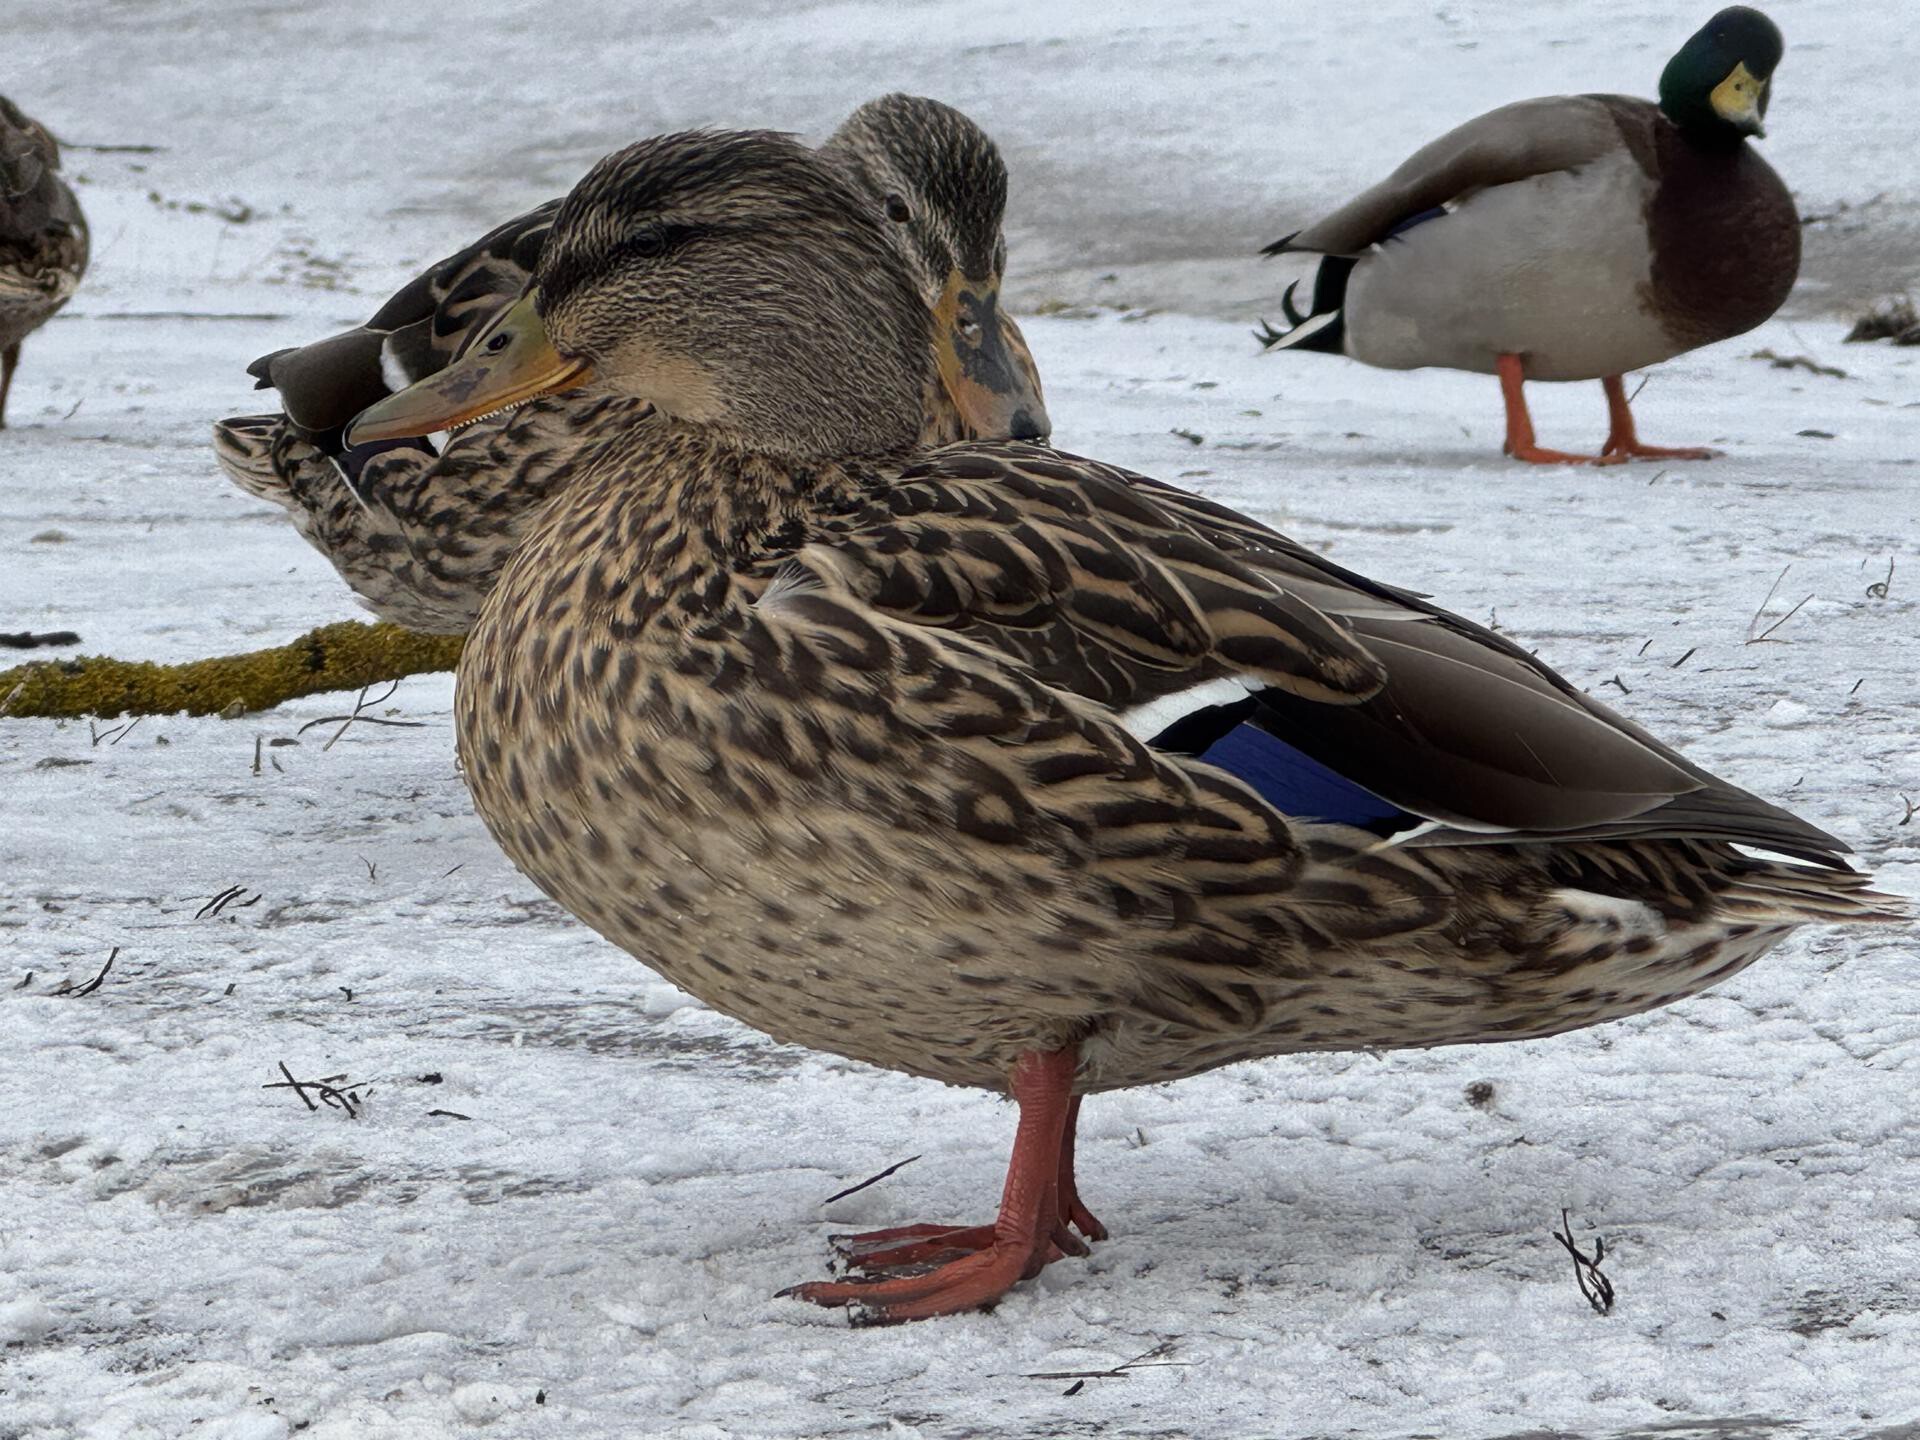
[1599,374,1717,460]
[1497,353,1624,465]
[785,1048,1103,1323]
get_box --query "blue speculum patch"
[1191,723,1411,829]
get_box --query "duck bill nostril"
[1710,61,1767,135]
[346,290,594,445]
[932,271,1051,442]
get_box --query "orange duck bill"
[345,291,592,446]
[933,270,1050,441]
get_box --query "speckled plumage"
[0,95,88,428]
[213,95,1043,632]
[460,426,1897,1094]
[357,127,1900,1320]
[435,131,1899,1077]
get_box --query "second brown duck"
[213,95,1046,632]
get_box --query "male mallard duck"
[349,130,1900,1324]
[0,95,88,429]
[1259,7,1797,464]
[213,95,1046,633]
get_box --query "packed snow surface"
[2,2,1916,1437]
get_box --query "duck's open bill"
[933,271,1050,441]
[346,291,592,445]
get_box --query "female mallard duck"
[1259,7,1797,465]
[348,130,1899,1324]
[1,95,88,429]
[212,94,1046,633]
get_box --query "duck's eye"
[630,224,670,260]
[883,193,912,224]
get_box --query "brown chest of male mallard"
[213,94,1045,633]
[1,95,88,429]
[351,129,1903,1325]
[1261,7,1799,464]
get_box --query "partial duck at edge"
[0,95,88,429]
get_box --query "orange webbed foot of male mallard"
[1497,355,1630,465]
[1600,374,1718,461]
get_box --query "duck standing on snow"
[1260,7,1798,465]
[0,95,88,429]
[346,129,1898,1324]
[213,95,1047,633]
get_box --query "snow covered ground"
[3,2,1918,1437]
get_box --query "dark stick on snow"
[821,1154,922,1205]
[1866,556,1895,600]
[1028,1340,1189,1394]
[263,1064,368,1119]
[1552,1209,1615,1315]
[195,885,261,920]
[59,140,168,154]
[0,631,82,650]
[89,715,141,747]
[270,1061,320,1112]
[59,947,118,997]
[295,679,427,751]
[1745,566,1815,645]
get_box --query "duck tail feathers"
[1716,857,1911,926]
[1256,257,1355,355]
[1259,229,1301,259]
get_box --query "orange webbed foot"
[1503,441,1629,466]
[782,1050,1104,1323]
[1600,437,1719,461]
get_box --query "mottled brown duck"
[1259,7,1799,464]
[348,129,1902,1324]
[213,95,1046,632]
[0,95,88,428]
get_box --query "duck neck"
[512,421,883,630]
[1662,103,1753,153]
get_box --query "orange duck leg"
[1599,374,1718,461]
[1498,354,1626,465]
[785,1048,1105,1323]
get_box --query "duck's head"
[349,131,931,464]
[1,94,60,205]
[828,93,1049,442]
[1658,6,1784,142]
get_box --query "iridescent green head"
[1659,7,1785,142]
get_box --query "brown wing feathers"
[773,443,1857,869]
[776,445,1388,710]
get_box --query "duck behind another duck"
[350,129,1901,1324]
[1260,7,1798,464]
[213,95,1046,633]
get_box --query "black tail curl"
[1254,253,1355,353]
